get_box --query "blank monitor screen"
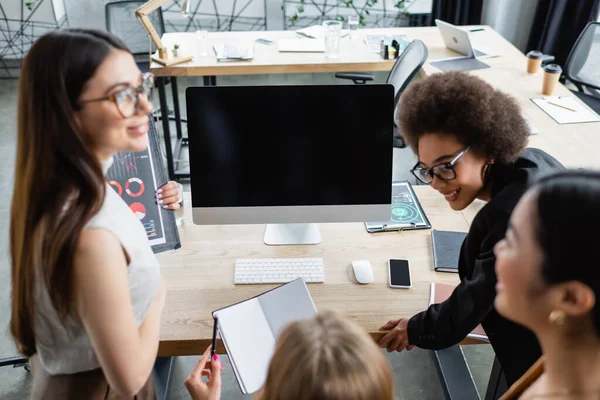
[186,84,394,224]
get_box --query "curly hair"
[397,71,528,164]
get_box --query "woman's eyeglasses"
[78,72,154,118]
[410,147,470,184]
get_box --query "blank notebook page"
[215,298,275,394]
[531,96,600,124]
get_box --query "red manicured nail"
[213,354,219,361]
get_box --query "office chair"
[105,0,185,124]
[563,21,600,114]
[335,39,429,148]
[106,0,165,73]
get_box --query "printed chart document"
[106,116,180,253]
[531,96,600,124]
[429,282,488,342]
[213,278,317,394]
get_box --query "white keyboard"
[234,258,324,284]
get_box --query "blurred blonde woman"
[185,310,395,400]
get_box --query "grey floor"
[0,72,494,400]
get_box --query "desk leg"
[157,77,176,180]
[484,356,507,400]
[171,77,183,140]
[204,75,217,86]
[153,356,175,400]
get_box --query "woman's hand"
[185,346,223,400]
[156,181,181,210]
[378,318,415,352]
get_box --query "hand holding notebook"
[212,278,317,394]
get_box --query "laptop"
[435,19,495,59]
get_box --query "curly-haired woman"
[378,72,564,386]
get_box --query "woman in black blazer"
[378,72,564,386]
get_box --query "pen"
[211,317,218,359]
[469,28,485,32]
[547,101,576,112]
[296,32,316,39]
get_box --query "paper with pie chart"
[106,137,167,247]
[364,181,431,233]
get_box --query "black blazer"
[407,148,565,385]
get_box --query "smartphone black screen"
[389,259,411,287]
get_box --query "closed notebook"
[212,278,317,394]
[432,230,467,273]
[429,282,488,342]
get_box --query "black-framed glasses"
[78,72,154,118]
[411,147,470,184]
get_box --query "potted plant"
[287,0,410,27]
[172,44,180,57]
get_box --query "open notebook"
[531,96,600,124]
[429,282,488,342]
[212,278,317,394]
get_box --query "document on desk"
[213,278,317,394]
[213,43,253,61]
[531,96,600,124]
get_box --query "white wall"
[481,0,539,52]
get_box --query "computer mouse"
[352,260,374,284]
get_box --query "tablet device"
[365,181,431,233]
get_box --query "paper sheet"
[531,96,600,124]
[215,299,275,394]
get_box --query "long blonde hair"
[257,310,395,400]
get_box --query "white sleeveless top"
[33,158,161,374]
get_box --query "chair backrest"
[386,39,429,107]
[564,21,600,91]
[387,39,428,128]
[105,0,165,56]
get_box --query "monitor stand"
[264,223,321,245]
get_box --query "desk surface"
[155,26,600,356]
[157,187,485,356]
[152,26,600,170]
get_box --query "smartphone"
[388,259,411,288]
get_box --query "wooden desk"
[152,26,600,181]
[157,186,485,356]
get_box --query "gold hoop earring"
[549,310,566,326]
[483,160,495,182]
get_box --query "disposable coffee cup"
[526,50,543,74]
[542,64,562,96]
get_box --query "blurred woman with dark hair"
[495,170,600,399]
[10,29,179,399]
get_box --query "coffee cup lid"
[543,63,562,73]
[526,50,544,59]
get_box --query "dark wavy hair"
[398,71,528,163]
[10,29,129,357]
[533,170,600,334]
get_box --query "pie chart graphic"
[391,203,419,223]
[130,202,146,220]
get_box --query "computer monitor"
[186,84,394,245]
